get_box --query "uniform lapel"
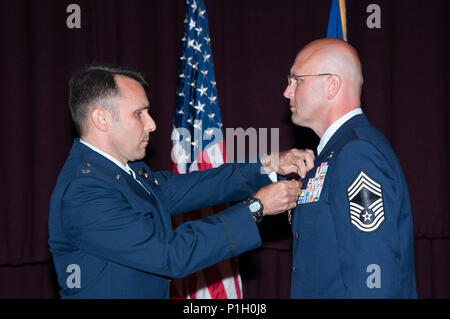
[74,140,171,229]
[129,162,172,231]
[319,114,369,158]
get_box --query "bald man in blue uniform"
[48,63,313,298]
[284,39,417,298]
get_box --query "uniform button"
[292,265,296,272]
[295,232,299,240]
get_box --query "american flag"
[170,0,243,299]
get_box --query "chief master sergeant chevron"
[284,38,417,298]
[48,63,315,298]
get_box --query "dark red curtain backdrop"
[0,0,449,298]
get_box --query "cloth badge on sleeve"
[298,162,328,204]
[347,170,385,232]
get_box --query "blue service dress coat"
[48,139,271,298]
[290,114,417,298]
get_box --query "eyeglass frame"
[287,73,333,86]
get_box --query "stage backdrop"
[0,0,449,298]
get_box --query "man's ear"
[90,107,110,132]
[327,74,342,100]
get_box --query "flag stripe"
[170,0,242,300]
[231,257,243,299]
[326,0,347,42]
[338,0,347,41]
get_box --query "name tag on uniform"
[298,162,328,204]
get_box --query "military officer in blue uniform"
[48,63,314,298]
[283,38,417,298]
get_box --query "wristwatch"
[244,197,264,223]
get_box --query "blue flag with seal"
[326,0,347,41]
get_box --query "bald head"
[284,38,364,137]
[294,38,363,95]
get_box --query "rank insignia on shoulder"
[347,170,385,233]
[298,162,328,204]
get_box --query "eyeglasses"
[287,73,333,86]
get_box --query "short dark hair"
[68,63,149,136]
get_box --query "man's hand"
[261,148,315,178]
[254,179,302,216]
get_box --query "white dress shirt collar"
[80,139,134,176]
[317,108,363,156]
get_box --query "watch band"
[244,197,264,223]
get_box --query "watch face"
[249,201,261,212]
